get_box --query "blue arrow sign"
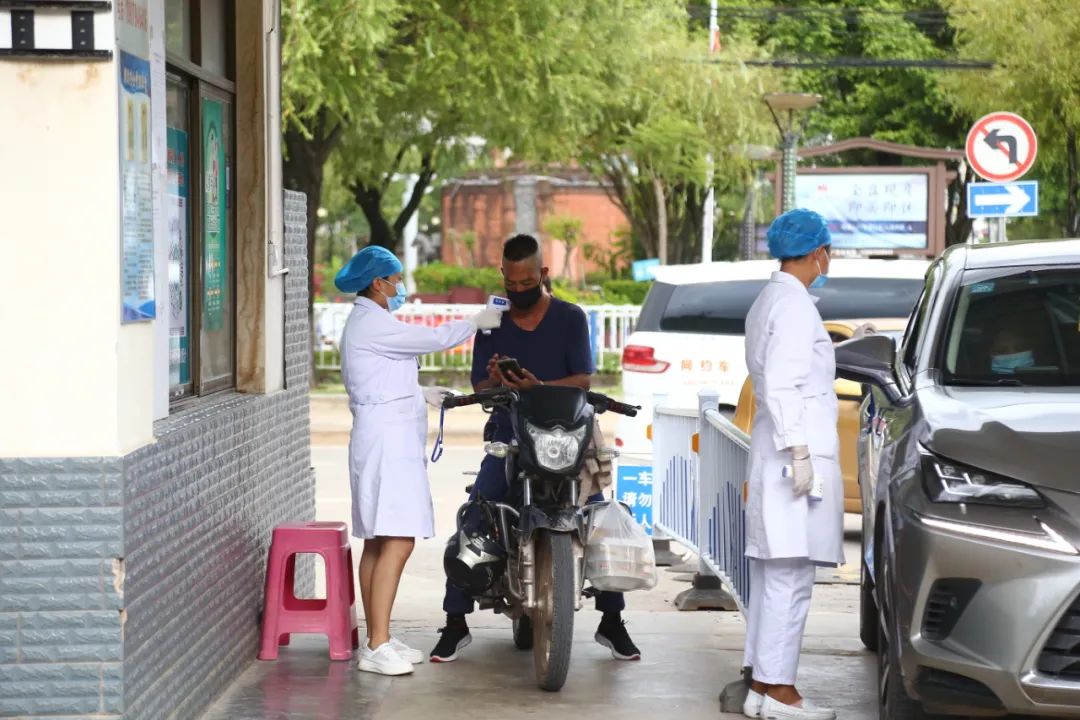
[967,181,1039,218]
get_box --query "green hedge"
[413,262,650,305]
[601,280,651,305]
[413,263,504,294]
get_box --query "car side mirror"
[835,335,902,403]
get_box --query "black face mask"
[506,283,543,310]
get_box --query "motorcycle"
[441,385,639,692]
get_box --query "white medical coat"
[340,296,476,539]
[743,272,845,565]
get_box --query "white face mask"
[376,279,408,312]
[810,252,829,289]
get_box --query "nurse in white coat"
[741,209,844,720]
[334,246,502,677]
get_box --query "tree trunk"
[282,111,344,386]
[351,180,397,250]
[352,151,436,253]
[945,164,975,247]
[654,177,667,264]
[1067,131,1079,237]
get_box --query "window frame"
[166,0,237,410]
[898,264,941,390]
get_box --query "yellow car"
[731,318,907,513]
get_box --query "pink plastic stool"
[258,521,360,661]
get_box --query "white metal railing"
[313,302,640,373]
[651,389,751,615]
[698,400,751,614]
[650,405,700,552]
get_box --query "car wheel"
[877,564,945,719]
[860,528,878,651]
[860,556,879,652]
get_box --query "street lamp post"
[734,144,774,260]
[763,92,822,213]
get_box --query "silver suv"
[837,239,1080,718]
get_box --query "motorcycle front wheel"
[531,531,575,692]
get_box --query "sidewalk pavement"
[198,399,878,720]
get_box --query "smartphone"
[497,357,524,378]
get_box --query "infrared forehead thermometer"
[482,295,510,335]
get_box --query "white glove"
[790,446,814,497]
[853,322,877,340]
[470,306,503,331]
[422,386,455,409]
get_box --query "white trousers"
[743,557,816,685]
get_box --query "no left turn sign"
[965,112,1038,182]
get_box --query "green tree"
[542,215,585,284]
[712,1,978,245]
[579,25,774,264]
[281,0,399,308]
[334,0,679,253]
[945,0,1080,237]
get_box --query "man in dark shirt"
[430,234,641,663]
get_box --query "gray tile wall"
[0,459,126,717]
[0,192,315,719]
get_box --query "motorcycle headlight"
[921,450,1043,508]
[525,422,587,471]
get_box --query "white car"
[616,258,931,454]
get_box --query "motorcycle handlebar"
[441,388,640,417]
[587,392,640,417]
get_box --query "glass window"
[199,0,229,78]
[165,0,191,59]
[655,278,923,336]
[167,76,192,399]
[944,269,1080,387]
[198,92,234,389]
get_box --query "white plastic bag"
[584,502,658,593]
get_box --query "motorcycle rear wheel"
[531,531,575,692]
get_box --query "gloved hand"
[422,386,456,409]
[790,446,814,497]
[471,306,503,331]
[853,322,877,340]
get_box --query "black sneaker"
[595,614,641,661]
[430,622,472,663]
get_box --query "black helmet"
[444,502,507,594]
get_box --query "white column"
[403,174,419,293]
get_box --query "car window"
[943,269,1080,386]
[901,265,939,375]
[650,277,922,336]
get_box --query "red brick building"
[441,168,630,281]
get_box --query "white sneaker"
[743,689,764,718]
[760,695,836,720]
[358,643,414,676]
[390,636,424,665]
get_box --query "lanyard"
[431,405,446,463]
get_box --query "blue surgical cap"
[766,209,832,260]
[334,246,403,293]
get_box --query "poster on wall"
[202,99,227,331]
[117,0,155,323]
[119,50,155,322]
[167,127,190,386]
[794,173,930,251]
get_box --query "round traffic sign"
[965,112,1038,182]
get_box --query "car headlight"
[921,450,1043,508]
[526,422,587,472]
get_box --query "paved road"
[201,400,879,720]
